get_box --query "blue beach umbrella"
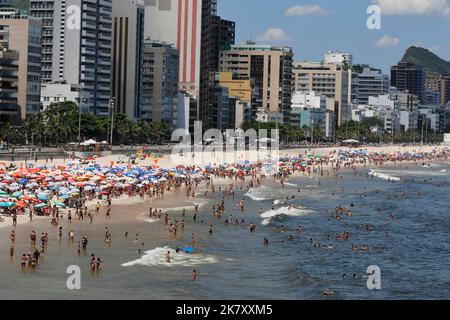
[51,200,66,208]
[0,202,16,207]
[11,191,23,198]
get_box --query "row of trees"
[241,117,443,144]
[0,103,443,147]
[335,118,443,144]
[0,102,172,147]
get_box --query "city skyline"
[219,0,450,73]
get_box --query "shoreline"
[1,151,445,232]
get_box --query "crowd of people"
[1,146,449,289]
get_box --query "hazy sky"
[219,0,450,73]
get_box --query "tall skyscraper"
[0,49,19,124]
[30,0,113,116]
[29,0,54,83]
[144,0,202,95]
[0,7,42,119]
[220,41,293,124]
[390,62,426,104]
[141,39,179,125]
[144,0,234,129]
[111,0,145,119]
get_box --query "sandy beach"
[2,144,445,168]
[0,144,446,231]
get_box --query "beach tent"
[81,139,97,146]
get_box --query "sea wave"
[282,182,298,187]
[245,186,271,201]
[260,206,314,225]
[121,246,218,267]
[368,170,400,182]
[137,213,159,223]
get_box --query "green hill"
[401,46,450,77]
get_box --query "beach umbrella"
[11,191,23,198]
[51,200,66,208]
[34,203,48,209]
[0,202,16,207]
[37,194,48,201]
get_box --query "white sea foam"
[137,213,159,224]
[260,206,314,225]
[282,182,298,187]
[368,170,400,182]
[244,186,271,201]
[121,246,218,268]
[154,201,206,213]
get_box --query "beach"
[0,144,449,299]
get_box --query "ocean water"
[0,162,449,299]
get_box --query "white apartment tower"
[30,0,113,115]
[29,0,54,83]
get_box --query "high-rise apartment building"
[0,49,19,124]
[355,66,389,105]
[426,73,450,108]
[30,0,113,116]
[145,0,233,130]
[0,8,41,119]
[220,41,293,124]
[144,0,202,95]
[111,0,145,119]
[29,0,54,83]
[293,62,349,126]
[390,62,425,104]
[141,39,179,125]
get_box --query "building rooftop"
[228,41,293,53]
